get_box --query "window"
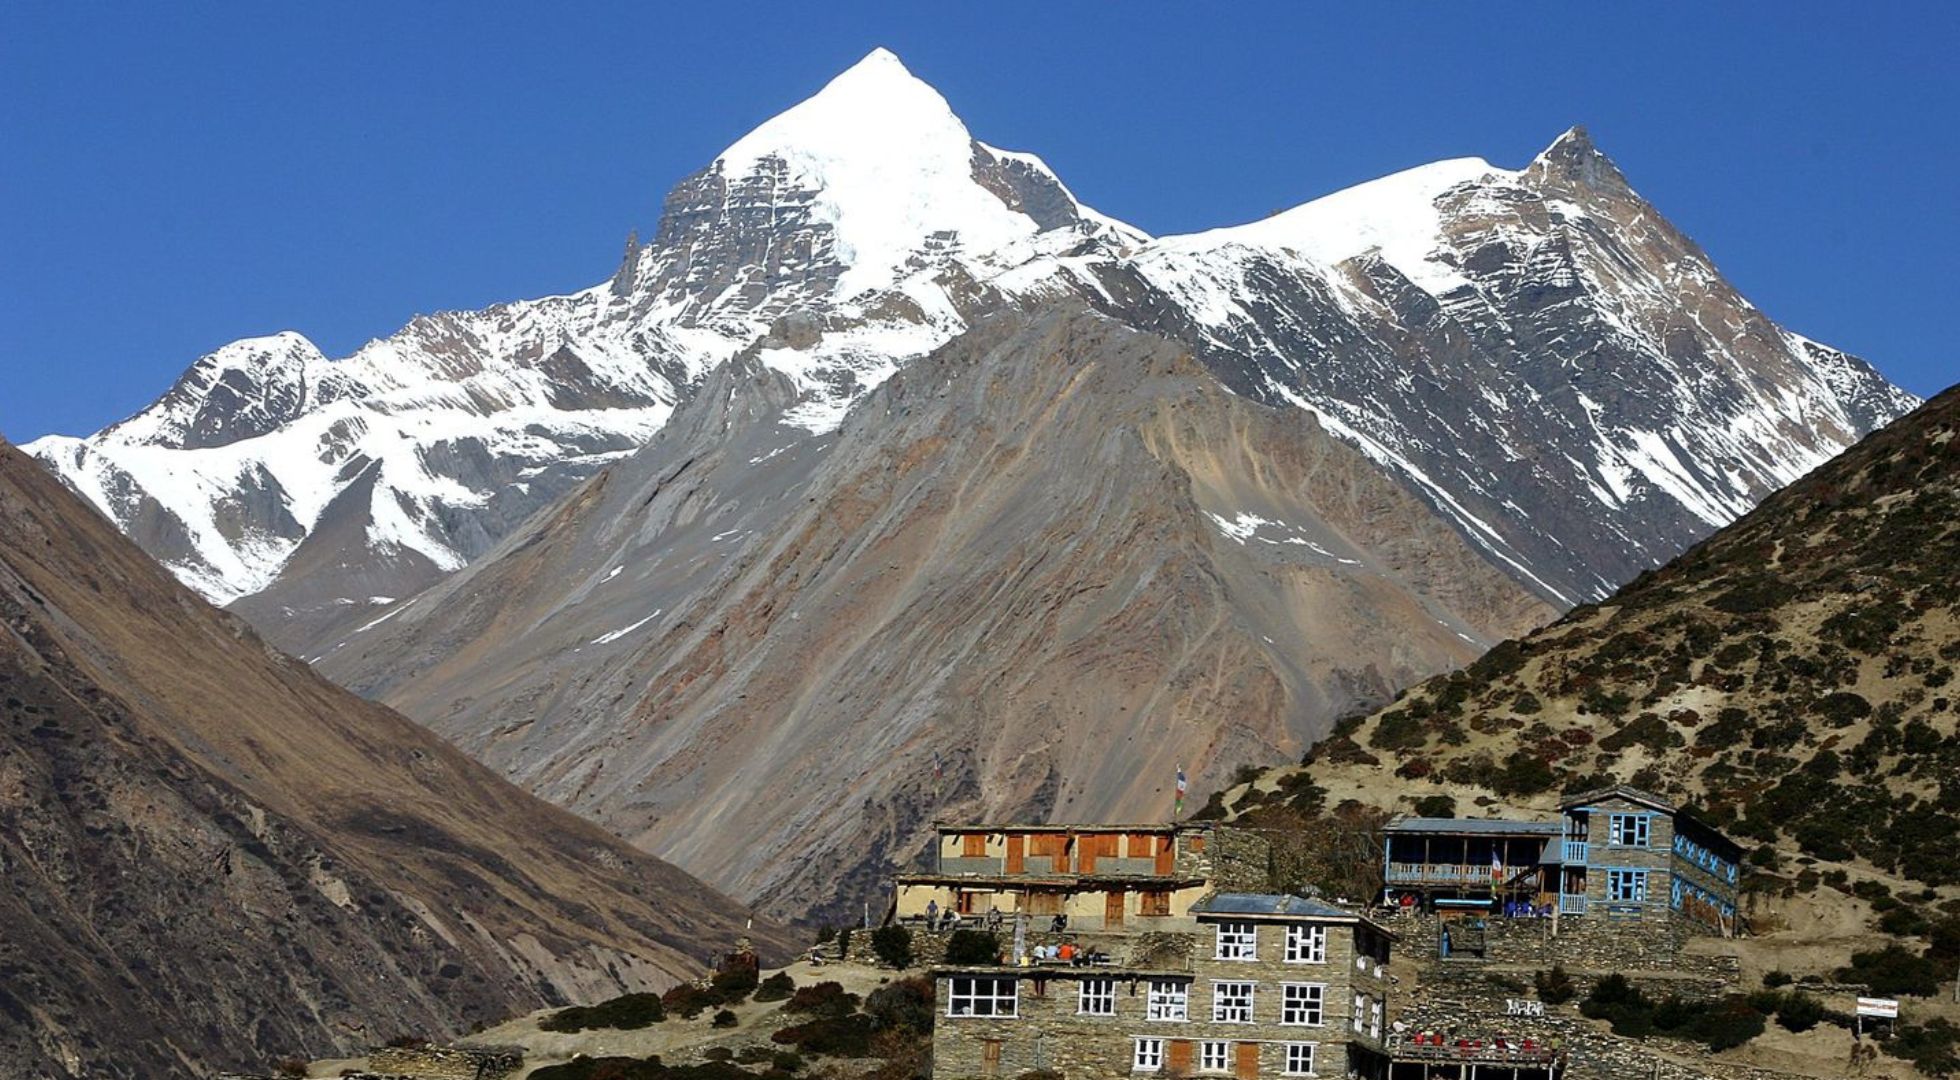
[1200,1041,1232,1073]
[1078,978,1115,1015]
[1283,1043,1317,1076]
[1609,813,1651,847]
[1140,889,1172,917]
[947,976,1018,1017]
[1134,1038,1165,1072]
[963,833,988,858]
[1350,993,1365,1033]
[1284,924,1327,963]
[1215,921,1257,960]
[1281,983,1325,1026]
[1607,868,1648,902]
[1212,981,1255,1023]
[1147,980,1189,1021]
[1371,997,1383,1039]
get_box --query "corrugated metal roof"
[1189,893,1361,919]
[1384,817,1561,835]
[1559,784,1675,813]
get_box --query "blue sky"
[3,2,1954,441]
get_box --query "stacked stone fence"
[1379,911,1740,992]
[364,1045,522,1080]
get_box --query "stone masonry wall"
[1377,911,1739,991]
[364,1045,522,1080]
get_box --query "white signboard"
[1506,999,1546,1017]
[1856,997,1899,1019]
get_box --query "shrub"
[773,1015,875,1058]
[943,929,1000,965]
[1837,945,1943,996]
[1534,965,1576,1005]
[670,983,726,1019]
[1762,970,1793,988]
[711,1009,738,1028]
[864,977,935,1035]
[541,991,666,1033]
[753,971,797,1003]
[704,1047,734,1061]
[1413,794,1457,818]
[1774,993,1824,1033]
[1493,754,1556,796]
[870,924,914,969]
[1371,709,1427,750]
[1890,1019,1960,1078]
[785,981,860,1018]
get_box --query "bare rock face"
[329,309,1555,925]
[0,439,792,1079]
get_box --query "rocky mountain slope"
[1211,382,1960,945]
[0,438,793,1079]
[27,51,1911,655]
[22,51,1918,927]
[326,307,1556,924]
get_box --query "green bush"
[870,924,914,969]
[1371,709,1427,750]
[1774,993,1824,1033]
[710,1009,738,1028]
[943,929,1000,965]
[662,983,715,1019]
[753,971,796,1003]
[772,1015,875,1058]
[540,991,666,1033]
[1762,970,1793,988]
[785,981,860,1018]
[1413,794,1457,818]
[1837,945,1943,996]
[864,976,935,1034]
[1534,965,1576,1005]
[1889,1019,1960,1078]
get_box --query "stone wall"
[364,1045,522,1080]
[934,917,1385,1080]
[1376,911,1739,992]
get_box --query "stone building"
[931,892,1397,1079]
[1381,786,1741,937]
[897,823,1217,929]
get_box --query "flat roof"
[1384,817,1562,836]
[1191,893,1365,919]
[934,823,1200,833]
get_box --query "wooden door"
[1167,1041,1193,1075]
[1105,889,1126,926]
[1005,834,1025,874]
[982,1039,1002,1076]
[1154,835,1175,875]
[1052,835,1071,873]
[1234,1041,1260,1079]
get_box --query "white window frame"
[1078,977,1116,1016]
[1280,982,1325,1026]
[947,976,1019,1018]
[1147,979,1189,1022]
[1133,1037,1165,1072]
[1370,997,1383,1040]
[1350,992,1365,1033]
[1283,1042,1318,1076]
[1200,1041,1232,1073]
[1284,924,1327,963]
[1215,921,1257,960]
[1212,980,1256,1023]
[1607,868,1648,902]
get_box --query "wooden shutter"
[1154,835,1175,875]
[963,833,987,858]
[1167,1041,1193,1074]
[982,1039,1002,1075]
[1127,833,1153,858]
[1105,889,1126,926]
[1005,834,1025,874]
[1080,836,1099,874]
[1141,890,1171,917]
[1053,836,1071,873]
[1235,1041,1260,1079]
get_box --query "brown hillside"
[1212,384,1960,979]
[0,439,794,1079]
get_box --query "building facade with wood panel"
[895,823,1217,929]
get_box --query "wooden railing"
[1385,862,1507,884]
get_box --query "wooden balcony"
[1385,862,1507,885]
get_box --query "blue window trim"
[1609,813,1652,847]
